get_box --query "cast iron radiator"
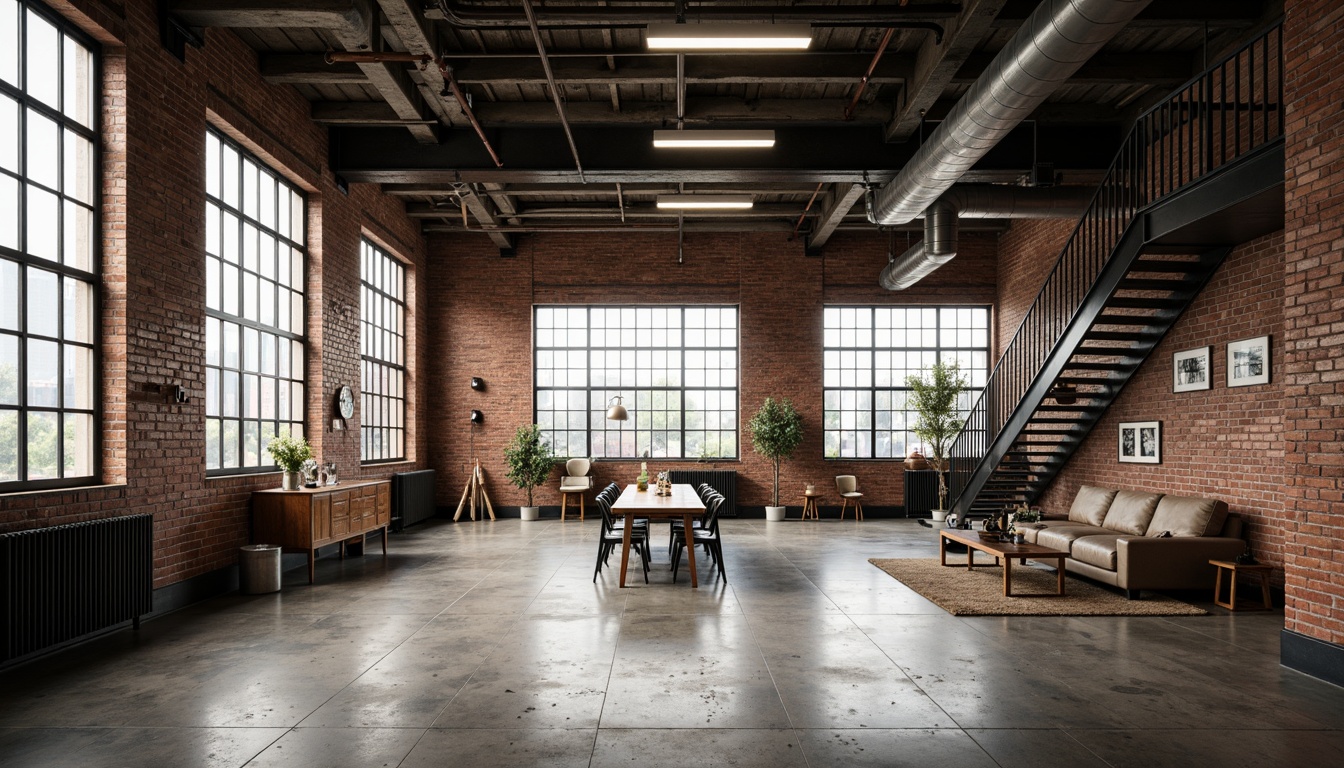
[903,470,945,517]
[1,514,153,663]
[669,469,737,517]
[391,470,437,531]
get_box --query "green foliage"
[906,360,967,510]
[748,397,805,507]
[504,424,555,507]
[265,432,312,472]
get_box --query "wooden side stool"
[800,491,822,520]
[1210,559,1273,611]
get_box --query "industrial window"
[823,306,989,459]
[203,129,306,474]
[360,238,406,463]
[0,0,99,491]
[534,306,739,459]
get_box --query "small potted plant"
[504,424,555,520]
[266,432,312,491]
[748,397,805,522]
[906,360,967,522]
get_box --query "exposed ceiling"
[168,0,1281,251]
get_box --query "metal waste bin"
[239,544,282,594]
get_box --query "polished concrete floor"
[1,518,1342,767]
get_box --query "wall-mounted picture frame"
[1227,335,1271,387]
[1173,346,1211,392]
[1119,421,1161,464]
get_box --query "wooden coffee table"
[939,528,1070,597]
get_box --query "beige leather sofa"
[1019,485,1246,599]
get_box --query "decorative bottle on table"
[656,471,671,496]
[636,462,649,491]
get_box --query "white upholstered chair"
[835,475,865,521]
[560,458,593,521]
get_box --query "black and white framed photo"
[1227,335,1271,387]
[1173,346,1211,392]
[1118,421,1161,464]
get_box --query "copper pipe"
[324,51,505,168]
[789,182,825,241]
[519,0,586,182]
[844,27,895,121]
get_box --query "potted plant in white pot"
[906,360,967,522]
[266,432,312,491]
[504,424,555,520]
[748,397,805,522]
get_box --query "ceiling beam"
[444,54,913,88]
[331,123,1120,186]
[885,0,1008,142]
[260,55,368,84]
[168,0,371,28]
[380,182,827,197]
[374,0,461,129]
[452,185,515,251]
[806,183,867,253]
[312,98,896,126]
[407,202,813,220]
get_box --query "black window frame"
[359,237,407,465]
[533,305,740,461]
[203,128,308,476]
[0,0,102,493]
[822,305,991,460]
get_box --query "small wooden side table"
[1210,559,1273,611]
[800,491,822,520]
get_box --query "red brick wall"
[0,0,428,590]
[428,229,997,512]
[1282,0,1344,644]
[995,219,1076,354]
[1031,234,1287,577]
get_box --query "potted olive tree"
[504,424,555,520]
[748,397,805,522]
[266,432,312,491]
[906,360,967,522]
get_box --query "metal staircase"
[948,22,1286,518]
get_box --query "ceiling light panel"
[653,130,776,148]
[646,23,812,50]
[656,195,754,210]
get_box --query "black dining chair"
[593,493,650,583]
[671,493,726,583]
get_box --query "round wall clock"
[336,385,355,419]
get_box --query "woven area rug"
[868,558,1207,617]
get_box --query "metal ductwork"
[872,0,1154,227]
[875,184,1095,290]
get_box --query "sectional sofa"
[1019,485,1247,599]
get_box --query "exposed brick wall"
[995,219,1076,354]
[1030,233,1287,579]
[0,0,428,591]
[428,229,997,513]
[1282,0,1344,644]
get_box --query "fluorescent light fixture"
[646,22,812,50]
[653,129,776,149]
[656,195,754,210]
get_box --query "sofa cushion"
[1036,525,1111,552]
[1071,534,1125,571]
[1102,490,1163,536]
[1145,495,1229,538]
[1068,485,1117,526]
[1018,520,1081,544]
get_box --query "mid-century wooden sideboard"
[252,480,391,583]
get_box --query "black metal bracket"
[158,1,204,62]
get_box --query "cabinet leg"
[382,526,388,556]
[308,551,315,584]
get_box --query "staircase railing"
[947,21,1284,512]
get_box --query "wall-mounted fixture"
[470,376,485,391]
[331,385,354,431]
[605,395,628,421]
[470,409,484,424]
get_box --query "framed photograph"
[1227,335,1271,387]
[1118,421,1161,464]
[1173,346,1211,392]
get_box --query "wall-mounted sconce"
[470,409,484,424]
[470,377,485,391]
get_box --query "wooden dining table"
[611,483,707,588]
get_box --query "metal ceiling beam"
[331,123,1120,185]
[806,183,867,253]
[380,182,827,197]
[310,98,899,126]
[885,0,1007,142]
[408,202,813,220]
[418,54,912,87]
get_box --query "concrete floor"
[1,518,1342,767]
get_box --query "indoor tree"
[906,360,968,515]
[503,424,556,510]
[748,397,805,512]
